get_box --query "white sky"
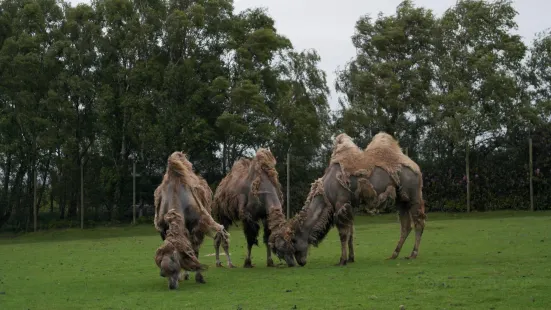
[68,0,551,111]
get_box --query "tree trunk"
[37,152,52,210]
[59,183,67,219]
[81,159,84,229]
[14,178,24,231]
[68,150,81,218]
[50,190,54,214]
[529,137,534,211]
[68,195,77,218]
[26,168,34,231]
[0,154,13,228]
[1,153,12,214]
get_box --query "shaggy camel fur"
[154,151,229,284]
[270,132,426,266]
[154,209,206,290]
[212,148,290,267]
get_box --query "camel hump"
[365,132,401,153]
[330,132,421,185]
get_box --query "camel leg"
[265,245,275,267]
[336,224,352,266]
[221,235,235,268]
[180,270,189,281]
[334,201,353,266]
[215,219,235,268]
[262,218,275,267]
[387,203,412,260]
[215,234,235,268]
[214,233,223,267]
[243,220,260,268]
[194,248,206,284]
[188,231,206,284]
[347,224,355,263]
[406,200,426,259]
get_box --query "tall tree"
[214,7,292,173]
[161,0,234,179]
[271,48,331,213]
[335,0,436,149]
[0,0,65,228]
[46,2,101,218]
[428,0,527,155]
[526,30,551,121]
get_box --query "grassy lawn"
[1,211,551,310]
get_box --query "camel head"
[158,250,181,290]
[270,224,308,267]
[157,210,187,289]
[271,178,335,267]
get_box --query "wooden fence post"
[132,159,136,224]
[81,159,84,229]
[33,166,37,232]
[466,141,470,213]
[529,137,534,211]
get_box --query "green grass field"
[1,211,550,310]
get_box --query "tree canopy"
[1,0,550,231]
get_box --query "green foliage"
[0,0,331,229]
[335,0,435,144]
[334,0,550,213]
[2,0,551,230]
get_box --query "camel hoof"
[386,251,399,260]
[216,262,223,267]
[243,258,254,268]
[406,251,418,260]
[195,274,206,284]
[336,258,347,266]
[347,257,355,263]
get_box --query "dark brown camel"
[212,148,290,268]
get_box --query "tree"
[0,0,65,228]
[429,0,528,211]
[335,0,436,150]
[429,0,527,152]
[526,29,551,121]
[271,48,331,213]
[214,7,292,173]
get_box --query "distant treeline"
[1,0,550,231]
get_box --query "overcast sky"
[68,0,551,111]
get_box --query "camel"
[154,151,229,284]
[269,132,426,266]
[212,148,290,268]
[154,209,207,290]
